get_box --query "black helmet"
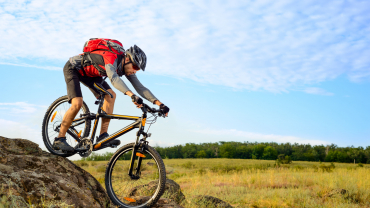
[125,45,147,71]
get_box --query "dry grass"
[73,158,370,207]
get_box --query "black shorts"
[63,61,111,103]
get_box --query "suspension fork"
[128,138,148,178]
[128,131,148,177]
[128,113,147,178]
[128,142,139,177]
[134,140,148,176]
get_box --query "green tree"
[325,150,337,162]
[235,145,251,159]
[220,143,236,158]
[182,143,198,158]
[252,144,265,159]
[262,146,278,160]
[196,150,207,158]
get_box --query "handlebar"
[140,103,165,116]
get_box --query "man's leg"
[58,97,83,137]
[100,89,116,135]
[58,60,84,149]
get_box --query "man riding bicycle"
[53,39,170,152]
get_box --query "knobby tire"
[105,143,166,208]
[41,95,91,157]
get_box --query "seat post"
[98,94,105,112]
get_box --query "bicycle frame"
[68,91,151,178]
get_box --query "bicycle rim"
[106,144,166,208]
[42,96,90,156]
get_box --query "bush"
[196,168,207,175]
[210,165,243,173]
[319,162,335,172]
[182,161,195,169]
[358,163,364,167]
[293,165,304,170]
[276,154,292,164]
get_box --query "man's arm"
[106,66,144,108]
[126,74,158,104]
[105,64,131,95]
[126,74,169,116]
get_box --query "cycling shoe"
[53,137,75,152]
[96,132,121,148]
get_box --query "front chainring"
[78,138,93,158]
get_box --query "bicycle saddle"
[93,83,114,98]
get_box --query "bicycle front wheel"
[41,95,91,157]
[105,143,166,208]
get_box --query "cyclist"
[53,43,170,152]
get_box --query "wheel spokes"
[110,149,160,206]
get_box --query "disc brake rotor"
[78,138,93,158]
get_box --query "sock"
[56,137,66,141]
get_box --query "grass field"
[72,158,370,207]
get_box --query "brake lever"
[158,109,167,118]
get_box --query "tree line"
[81,141,370,163]
[154,141,370,163]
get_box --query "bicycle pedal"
[62,149,76,153]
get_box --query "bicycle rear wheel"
[41,95,91,157]
[105,143,166,208]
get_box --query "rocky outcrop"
[129,179,186,205]
[192,195,233,208]
[153,198,184,208]
[0,136,114,208]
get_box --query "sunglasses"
[127,55,140,70]
[132,63,140,71]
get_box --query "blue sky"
[0,0,369,160]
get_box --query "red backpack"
[83,38,125,55]
[81,38,125,76]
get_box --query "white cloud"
[0,0,369,91]
[0,102,46,114]
[0,62,60,70]
[304,87,334,96]
[0,119,44,147]
[195,128,329,146]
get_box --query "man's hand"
[131,95,143,108]
[160,104,170,117]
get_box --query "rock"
[152,198,185,208]
[129,178,186,204]
[0,136,115,208]
[161,179,186,204]
[192,195,233,208]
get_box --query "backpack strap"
[106,42,114,54]
[85,52,107,76]
[80,53,88,77]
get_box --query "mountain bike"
[41,82,166,208]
